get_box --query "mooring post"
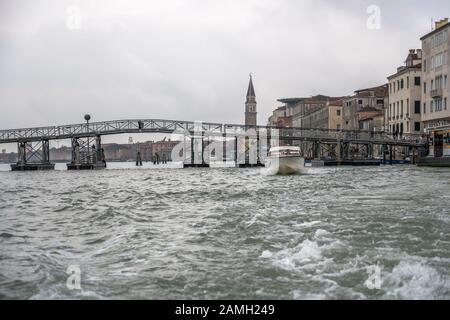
[222,133,227,163]
[389,145,393,164]
[234,136,238,164]
[136,151,142,166]
[256,130,260,165]
[191,135,194,165]
[201,132,204,164]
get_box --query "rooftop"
[353,84,388,97]
[420,18,450,40]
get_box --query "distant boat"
[265,146,305,175]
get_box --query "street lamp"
[85,114,91,162]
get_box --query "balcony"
[430,88,443,98]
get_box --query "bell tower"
[245,74,257,127]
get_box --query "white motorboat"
[265,146,305,175]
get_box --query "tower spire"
[246,73,256,98]
[245,74,257,127]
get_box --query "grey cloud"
[1,0,449,134]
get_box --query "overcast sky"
[1,0,449,135]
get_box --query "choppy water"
[0,162,449,299]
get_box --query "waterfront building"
[419,18,450,160]
[0,151,17,163]
[359,113,385,132]
[387,49,423,135]
[342,85,388,131]
[267,105,292,127]
[421,19,450,130]
[152,138,179,162]
[245,75,257,127]
[274,95,345,128]
[271,98,300,127]
[300,98,346,130]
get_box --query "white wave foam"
[382,260,447,299]
[261,239,323,271]
[296,221,322,228]
[314,229,329,238]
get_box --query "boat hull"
[265,156,305,175]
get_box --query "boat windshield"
[269,148,300,156]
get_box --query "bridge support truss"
[11,140,55,171]
[67,135,106,170]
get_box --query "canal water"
[0,163,449,299]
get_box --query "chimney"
[435,18,449,30]
[416,49,422,59]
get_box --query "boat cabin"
[269,146,301,157]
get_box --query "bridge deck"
[0,119,427,147]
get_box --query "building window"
[337,110,341,116]
[435,75,443,89]
[337,124,341,130]
[400,79,404,89]
[431,100,434,112]
[445,98,447,110]
[435,98,443,112]
[358,99,363,105]
[414,101,421,114]
[414,122,421,132]
[407,76,409,89]
[376,99,384,105]
[423,59,426,72]
[414,76,421,86]
[424,102,426,114]
[431,51,448,69]
[433,30,448,47]
[401,100,404,116]
[424,82,427,94]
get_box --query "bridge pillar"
[184,134,208,168]
[11,140,55,171]
[67,135,106,170]
[313,142,320,160]
[336,139,342,162]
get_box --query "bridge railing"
[0,119,428,146]
[275,127,427,145]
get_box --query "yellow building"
[387,49,423,135]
